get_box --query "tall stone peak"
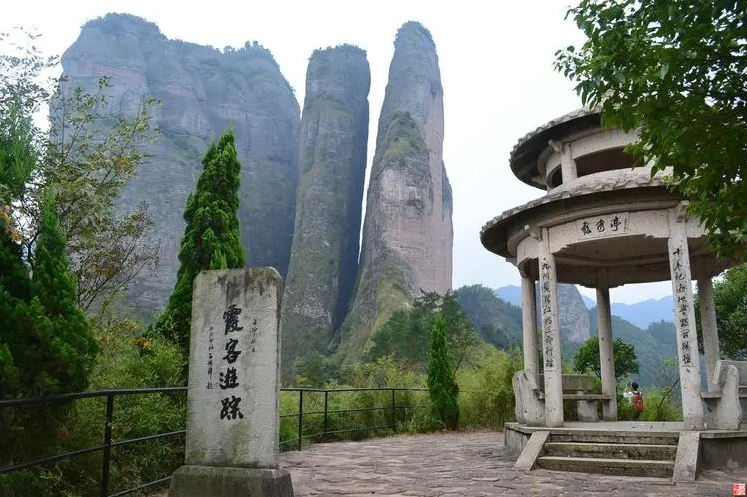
[61,15,300,319]
[337,21,453,363]
[279,45,370,380]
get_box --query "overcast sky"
[3,0,676,304]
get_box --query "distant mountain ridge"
[494,285,674,329]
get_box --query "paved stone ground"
[280,431,745,496]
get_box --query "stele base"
[169,465,294,497]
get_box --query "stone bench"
[702,360,747,430]
[513,370,613,426]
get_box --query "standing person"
[624,382,644,420]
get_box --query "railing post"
[390,389,396,431]
[101,392,114,497]
[322,390,329,442]
[297,390,303,451]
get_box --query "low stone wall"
[700,433,747,471]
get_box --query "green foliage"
[555,0,747,258]
[366,291,480,372]
[456,347,523,429]
[453,284,522,349]
[587,307,676,387]
[0,192,97,398]
[427,314,459,430]
[153,128,246,357]
[0,317,186,496]
[696,264,747,360]
[573,336,639,381]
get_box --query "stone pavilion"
[480,107,743,432]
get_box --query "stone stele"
[169,268,293,497]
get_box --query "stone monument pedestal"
[170,466,293,497]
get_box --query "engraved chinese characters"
[577,213,629,238]
[670,246,694,366]
[219,304,245,419]
[539,257,555,369]
[215,304,260,419]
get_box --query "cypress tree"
[427,313,460,430]
[0,192,97,397]
[154,128,246,356]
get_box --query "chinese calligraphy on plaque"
[577,213,629,238]
[539,256,555,369]
[670,245,694,366]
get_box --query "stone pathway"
[280,431,745,496]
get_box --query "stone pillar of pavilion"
[521,271,539,387]
[538,228,563,427]
[595,269,617,421]
[696,264,720,390]
[667,204,704,430]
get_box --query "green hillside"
[587,308,678,388]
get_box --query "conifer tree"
[154,128,246,356]
[0,192,97,397]
[427,313,460,430]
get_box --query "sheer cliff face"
[280,46,370,378]
[535,283,591,344]
[338,22,454,363]
[60,13,300,318]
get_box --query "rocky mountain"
[280,46,370,379]
[60,13,300,317]
[336,21,453,363]
[492,284,591,343]
[496,285,675,329]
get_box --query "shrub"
[456,347,522,429]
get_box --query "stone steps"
[543,441,677,460]
[537,455,675,478]
[548,432,679,445]
[534,431,679,478]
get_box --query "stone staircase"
[535,431,680,478]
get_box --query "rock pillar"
[170,268,294,497]
[538,228,564,427]
[521,272,539,386]
[596,269,618,421]
[697,274,720,389]
[667,206,704,430]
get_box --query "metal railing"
[279,387,428,451]
[0,386,428,497]
[0,387,187,497]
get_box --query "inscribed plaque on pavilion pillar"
[539,255,558,370]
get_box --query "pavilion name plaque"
[576,213,629,238]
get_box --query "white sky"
[3,0,675,304]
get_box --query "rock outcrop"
[337,22,453,363]
[555,284,592,344]
[60,13,300,318]
[535,283,591,344]
[280,46,370,378]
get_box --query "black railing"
[279,387,428,451]
[0,387,187,497]
[0,386,428,497]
